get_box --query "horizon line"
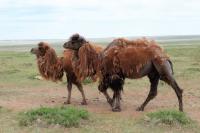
[1,34,200,41]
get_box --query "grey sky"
[0,0,200,39]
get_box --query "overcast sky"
[0,0,200,39]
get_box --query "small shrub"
[19,106,89,127]
[145,110,193,126]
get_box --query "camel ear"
[44,45,49,50]
[71,33,80,41]
[38,42,43,46]
[38,42,45,52]
[38,42,49,50]
[78,37,86,44]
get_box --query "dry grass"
[0,42,200,132]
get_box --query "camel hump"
[152,59,174,80]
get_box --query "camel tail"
[168,60,174,75]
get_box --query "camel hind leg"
[153,60,183,111]
[136,69,160,111]
[98,77,113,107]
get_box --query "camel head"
[63,33,87,51]
[30,42,50,57]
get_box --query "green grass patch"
[62,77,93,85]
[83,78,93,85]
[186,67,200,73]
[0,106,11,114]
[19,106,89,127]
[144,110,193,126]
[0,106,3,112]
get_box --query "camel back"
[101,38,169,78]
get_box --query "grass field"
[0,38,200,133]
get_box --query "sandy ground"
[0,83,200,123]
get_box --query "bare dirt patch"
[0,81,200,124]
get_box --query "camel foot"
[136,107,144,111]
[112,107,121,112]
[81,101,87,105]
[64,100,71,104]
[108,99,113,107]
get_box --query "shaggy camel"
[63,34,183,112]
[31,42,102,105]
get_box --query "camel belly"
[123,61,153,79]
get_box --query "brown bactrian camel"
[30,42,103,105]
[63,34,183,112]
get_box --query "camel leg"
[75,82,87,105]
[162,76,183,111]
[112,90,121,112]
[98,80,113,106]
[154,60,183,111]
[99,75,123,110]
[64,78,72,104]
[102,91,113,107]
[136,72,159,111]
[110,75,124,112]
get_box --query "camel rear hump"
[152,59,174,80]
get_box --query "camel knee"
[152,91,157,97]
[179,88,183,94]
[177,89,183,99]
[112,91,121,112]
[98,81,108,92]
[149,91,157,99]
[67,85,72,91]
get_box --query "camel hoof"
[64,101,70,104]
[81,101,87,105]
[112,107,121,112]
[136,107,144,111]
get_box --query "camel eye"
[39,47,42,50]
[39,47,44,52]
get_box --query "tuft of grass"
[27,74,40,80]
[186,67,200,73]
[83,78,93,85]
[0,106,11,114]
[144,110,193,126]
[19,106,89,127]
[0,106,3,113]
[61,77,93,85]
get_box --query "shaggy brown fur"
[33,42,64,82]
[31,42,88,105]
[72,43,103,81]
[101,38,169,78]
[66,38,168,79]
[63,34,183,112]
